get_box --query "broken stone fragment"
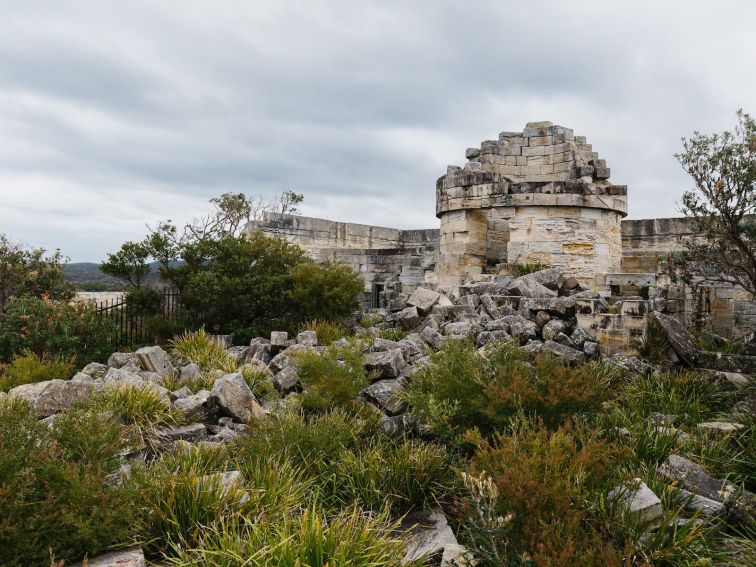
[270,331,289,354]
[272,365,301,394]
[696,421,744,435]
[73,547,146,567]
[541,319,568,341]
[209,372,264,423]
[107,352,139,369]
[364,349,405,380]
[420,326,445,350]
[476,330,512,348]
[652,312,700,366]
[501,315,538,343]
[675,488,725,517]
[296,330,318,347]
[380,413,419,437]
[401,508,472,566]
[608,478,663,524]
[9,379,94,417]
[658,454,736,504]
[180,362,202,383]
[407,287,441,314]
[442,321,482,339]
[395,306,422,330]
[173,389,211,422]
[136,345,173,375]
[541,340,585,364]
[361,379,405,415]
[245,338,272,364]
[81,362,108,379]
[506,276,557,298]
[162,422,207,442]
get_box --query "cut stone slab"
[699,369,750,387]
[361,379,405,415]
[697,421,744,435]
[364,349,405,379]
[479,293,502,319]
[652,312,699,366]
[658,454,737,504]
[163,423,207,442]
[675,488,726,517]
[402,508,471,566]
[9,379,94,417]
[173,389,210,422]
[135,346,173,374]
[209,372,264,423]
[245,338,272,364]
[609,479,663,524]
[395,306,422,330]
[270,331,289,353]
[73,547,146,567]
[408,287,441,314]
[272,365,301,394]
[507,276,557,298]
[296,330,318,347]
[542,340,585,364]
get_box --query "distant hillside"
[64,262,163,291]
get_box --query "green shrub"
[170,328,238,373]
[297,318,350,345]
[0,296,118,364]
[378,326,406,341]
[0,398,138,566]
[125,287,164,316]
[293,343,367,414]
[512,262,550,277]
[290,260,364,323]
[0,351,73,391]
[404,341,617,443]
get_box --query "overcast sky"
[1,1,754,261]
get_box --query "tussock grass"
[0,351,73,391]
[296,319,350,345]
[170,329,238,373]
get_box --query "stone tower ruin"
[436,121,628,286]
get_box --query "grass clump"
[292,343,367,414]
[297,318,350,345]
[240,363,277,401]
[0,351,73,391]
[168,506,413,567]
[170,329,238,373]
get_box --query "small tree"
[676,110,756,294]
[100,241,152,288]
[0,235,74,314]
[290,260,365,322]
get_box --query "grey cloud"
[0,0,754,261]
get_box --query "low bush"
[170,329,238,373]
[0,398,138,566]
[290,260,365,324]
[0,351,73,391]
[0,296,118,364]
[404,340,617,443]
[293,343,367,414]
[460,419,628,567]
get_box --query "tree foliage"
[0,234,74,314]
[291,260,364,323]
[676,109,756,294]
[99,240,151,288]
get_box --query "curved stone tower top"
[437,121,627,218]
[435,122,628,287]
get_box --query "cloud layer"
[1,1,754,260]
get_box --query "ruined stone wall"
[621,217,755,338]
[436,122,628,287]
[247,213,439,297]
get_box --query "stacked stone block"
[436,122,628,287]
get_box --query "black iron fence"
[94,288,185,348]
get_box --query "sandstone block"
[9,379,94,417]
[209,373,264,423]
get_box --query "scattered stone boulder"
[476,330,512,347]
[209,373,264,423]
[270,331,289,354]
[136,346,173,375]
[73,547,146,567]
[272,366,301,394]
[535,310,551,328]
[525,267,565,291]
[658,454,739,505]
[296,331,317,347]
[364,349,405,379]
[9,379,94,417]
[542,340,585,364]
[609,479,663,524]
[675,488,725,517]
[583,341,598,357]
[507,275,557,298]
[162,423,207,442]
[107,352,139,369]
[396,306,422,330]
[501,315,538,343]
[246,338,272,364]
[442,321,482,339]
[180,362,202,383]
[81,362,108,379]
[652,312,700,366]
[402,509,471,566]
[408,287,441,314]
[380,413,419,437]
[361,379,405,415]
[697,421,744,436]
[420,326,445,350]
[541,319,568,341]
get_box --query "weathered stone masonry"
[249,121,754,338]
